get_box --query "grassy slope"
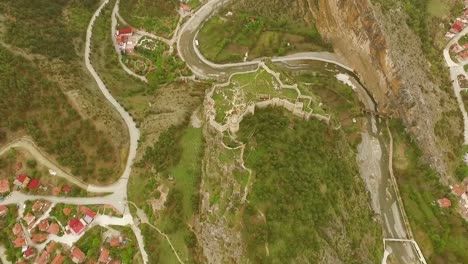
[390,120,468,264]
[0,0,125,182]
[119,0,180,38]
[198,1,330,63]
[237,108,382,263]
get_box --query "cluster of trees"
[238,108,382,263]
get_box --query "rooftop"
[98,248,109,263]
[27,178,40,189]
[0,179,10,193]
[51,254,65,264]
[69,218,85,235]
[70,247,86,263]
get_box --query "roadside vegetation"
[237,108,382,263]
[0,0,126,183]
[390,119,468,263]
[197,1,331,63]
[119,0,180,38]
[0,205,19,262]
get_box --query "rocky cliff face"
[307,0,461,182]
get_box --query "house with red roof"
[23,247,36,259]
[32,233,48,243]
[35,250,49,264]
[70,247,86,263]
[451,19,465,33]
[451,185,466,196]
[62,185,72,194]
[13,237,26,247]
[98,248,110,263]
[0,179,10,193]
[38,219,50,232]
[32,200,44,212]
[12,223,22,236]
[116,28,133,36]
[438,198,452,208]
[69,218,85,235]
[180,3,191,12]
[63,207,72,216]
[46,242,57,253]
[24,212,36,226]
[109,236,122,247]
[51,254,65,264]
[14,174,30,188]
[79,206,97,224]
[47,223,60,235]
[28,178,40,190]
[0,205,8,217]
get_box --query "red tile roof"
[69,218,85,235]
[32,200,44,212]
[109,260,121,264]
[0,205,8,216]
[16,174,28,183]
[38,219,50,231]
[27,178,40,189]
[12,223,22,235]
[24,213,35,225]
[51,254,65,264]
[47,223,60,235]
[46,242,57,253]
[79,206,96,219]
[23,247,35,259]
[180,3,191,12]
[117,28,133,35]
[52,186,61,196]
[98,248,109,263]
[452,185,465,196]
[0,179,10,193]
[438,198,452,208]
[62,185,72,193]
[70,247,86,263]
[452,20,464,32]
[13,237,26,247]
[63,207,72,216]
[32,233,48,243]
[109,237,121,247]
[36,250,49,264]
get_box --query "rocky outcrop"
[308,0,461,181]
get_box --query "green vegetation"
[119,0,180,38]
[198,2,330,63]
[0,205,20,262]
[0,0,125,183]
[212,69,301,123]
[237,108,382,263]
[390,119,468,263]
[131,124,205,263]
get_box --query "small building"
[451,43,464,53]
[38,219,50,232]
[62,185,72,194]
[13,237,26,248]
[14,174,30,188]
[451,185,466,196]
[180,3,192,12]
[109,236,122,247]
[36,250,49,264]
[438,197,452,208]
[12,223,23,236]
[248,17,256,22]
[32,200,44,212]
[0,179,10,193]
[451,19,465,33]
[79,206,96,224]
[98,248,110,263]
[51,254,65,264]
[69,218,85,235]
[23,247,36,259]
[46,242,57,253]
[116,28,133,36]
[63,207,72,216]
[47,223,60,235]
[32,233,48,243]
[27,178,40,190]
[24,213,36,225]
[0,205,8,217]
[70,247,86,264]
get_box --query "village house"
[180,2,191,12]
[13,236,26,248]
[51,254,65,264]
[24,212,36,226]
[0,179,10,194]
[14,174,30,188]
[38,219,50,232]
[437,197,451,208]
[109,236,122,247]
[79,205,97,224]
[32,233,48,243]
[63,207,72,216]
[32,200,44,212]
[35,250,49,264]
[62,185,72,194]
[70,247,86,264]
[27,178,40,190]
[98,248,110,263]
[23,247,36,260]
[0,205,8,217]
[68,218,86,235]
[47,223,60,235]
